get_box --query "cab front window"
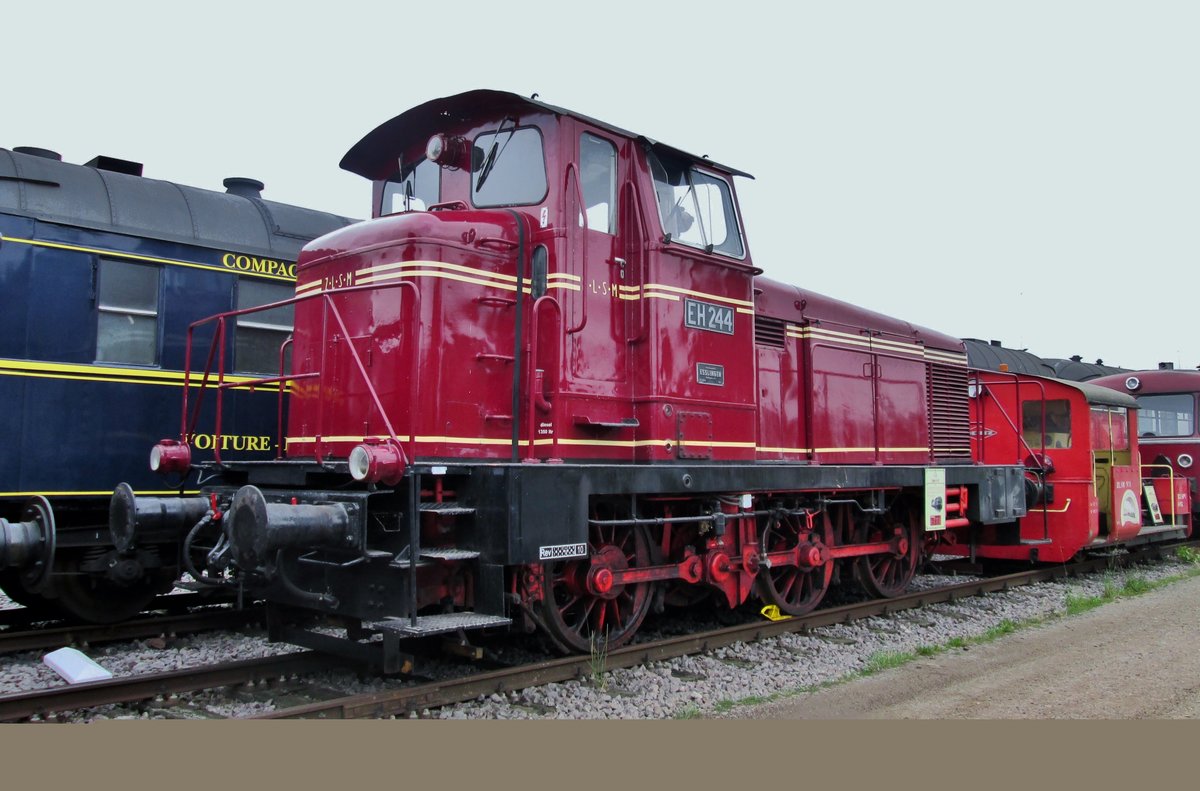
[471,126,548,208]
[381,157,440,215]
[1136,394,1196,437]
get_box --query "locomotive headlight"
[348,443,406,486]
[149,440,191,474]
[425,133,468,169]
[1178,454,1194,469]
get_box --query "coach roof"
[0,147,355,261]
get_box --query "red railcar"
[1090,368,1200,516]
[954,371,1190,564]
[110,91,1178,664]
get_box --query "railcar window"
[1135,394,1195,437]
[96,259,159,366]
[1090,406,1130,450]
[471,126,547,207]
[235,279,294,375]
[1022,399,1072,449]
[382,158,440,215]
[647,151,744,258]
[579,133,616,233]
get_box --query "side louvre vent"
[928,363,971,461]
[754,315,787,348]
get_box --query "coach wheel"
[51,550,176,623]
[539,524,653,654]
[853,504,921,599]
[0,570,63,618]
[756,511,834,616]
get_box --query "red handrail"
[526,296,562,460]
[180,280,419,466]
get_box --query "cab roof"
[341,89,754,182]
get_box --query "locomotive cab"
[317,89,760,466]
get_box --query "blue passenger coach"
[0,146,355,620]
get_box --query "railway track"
[2,541,1189,722]
[0,606,263,656]
[0,651,343,722]
[258,541,1193,719]
[0,591,231,630]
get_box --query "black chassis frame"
[212,459,1027,624]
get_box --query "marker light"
[1125,376,1141,391]
[149,440,191,474]
[348,442,406,486]
[1178,454,1194,469]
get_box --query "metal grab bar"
[1140,463,1180,525]
[525,296,562,460]
[563,163,588,335]
[181,280,419,466]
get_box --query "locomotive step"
[387,546,480,568]
[367,612,511,637]
[419,548,481,561]
[418,501,476,516]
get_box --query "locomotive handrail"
[525,295,562,460]
[180,281,418,467]
[968,370,1051,541]
[563,163,588,335]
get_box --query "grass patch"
[697,555,1200,718]
[674,705,701,719]
[863,650,915,675]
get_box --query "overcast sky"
[6,1,1197,370]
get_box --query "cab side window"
[235,279,294,374]
[647,150,744,257]
[579,133,616,234]
[1023,399,1072,450]
[96,259,159,366]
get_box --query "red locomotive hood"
[753,276,965,354]
[295,209,526,275]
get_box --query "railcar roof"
[0,148,356,261]
[987,371,1140,409]
[341,89,754,182]
[1042,357,1129,382]
[964,339,1055,377]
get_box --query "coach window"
[96,259,159,366]
[579,133,616,233]
[648,151,745,258]
[235,279,294,374]
[381,157,440,215]
[471,126,547,207]
[1022,399,1072,450]
[1135,394,1195,437]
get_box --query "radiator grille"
[754,316,787,348]
[928,363,971,460]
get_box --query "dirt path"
[739,574,1200,719]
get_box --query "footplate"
[368,612,511,637]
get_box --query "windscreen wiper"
[475,117,516,192]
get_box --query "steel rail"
[0,651,342,722]
[258,540,1194,719]
[0,606,262,656]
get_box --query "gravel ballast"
[2,556,1195,720]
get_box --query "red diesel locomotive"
[109,91,1185,665]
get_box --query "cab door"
[564,128,630,390]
